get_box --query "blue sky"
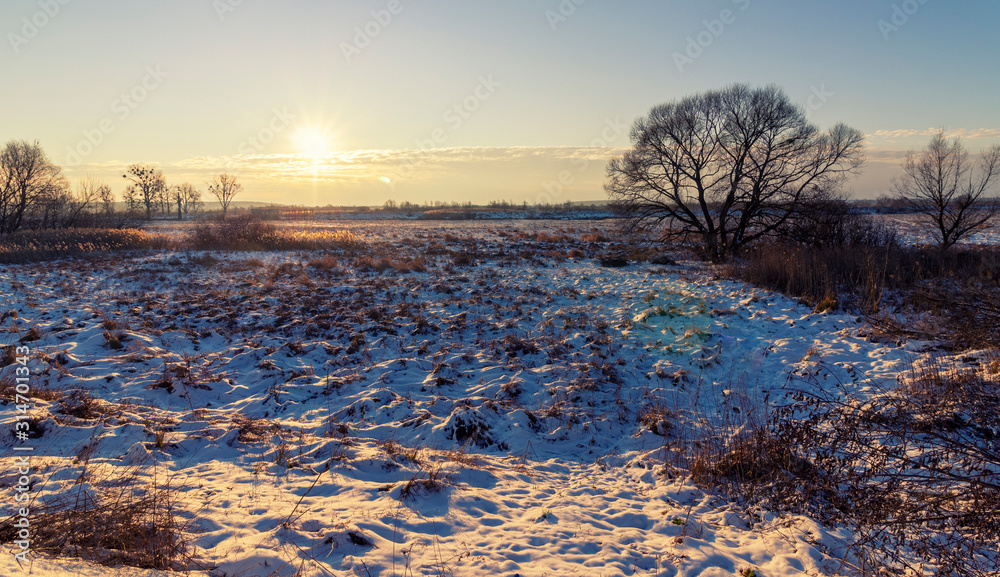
[3,0,999,204]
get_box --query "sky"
[3,0,1000,206]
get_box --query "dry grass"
[0,460,189,570]
[0,228,170,263]
[399,465,454,500]
[354,255,427,274]
[690,427,811,488]
[190,215,364,252]
[636,402,675,437]
[693,359,1000,577]
[232,413,281,443]
[736,242,1000,348]
[57,390,109,420]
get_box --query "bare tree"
[170,185,182,220]
[605,84,865,262]
[122,184,141,213]
[122,164,166,220]
[892,131,1000,250]
[98,181,116,216]
[64,177,100,227]
[0,140,67,234]
[158,185,171,216]
[176,183,202,216]
[207,173,242,218]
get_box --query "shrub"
[307,255,339,271]
[736,243,1000,348]
[762,363,1000,577]
[691,427,811,487]
[599,255,628,267]
[0,346,16,368]
[19,327,41,343]
[581,231,611,242]
[191,214,278,250]
[452,251,474,266]
[190,215,364,252]
[780,196,898,249]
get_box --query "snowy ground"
[875,212,1000,246]
[0,221,982,576]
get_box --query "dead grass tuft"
[399,465,454,500]
[58,390,108,420]
[0,461,189,570]
[232,413,280,443]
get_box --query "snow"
[876,213,1000,246]
[0,220,980,576]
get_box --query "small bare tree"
[176,183,202,216]
[122,164,166,220]
[98,181,116,217]
[158,185,171,216]
[893,131,1000,250]
[63,177,101,227]
[606,84,865,262]
[207,173,242,218]
[122,184,141,213]
[170,186,183,220]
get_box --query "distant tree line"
[375,198,605,213]
[0,138,246,236]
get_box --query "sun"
[293,126,330,158]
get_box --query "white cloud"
[868,128,1000,141]
[60,146,631,204]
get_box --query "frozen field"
[0,221,993,576]
[874,212,1000,246]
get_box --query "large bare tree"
[606,84,865,261]
[892,131,1000,250]
[0,140,67,234]
[122,164,166,220]
[207,173,242,218]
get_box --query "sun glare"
[293,126,330,158]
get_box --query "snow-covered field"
[0,221,989,576]
[874,213,1000,246]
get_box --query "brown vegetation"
[735,241,1000,349]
